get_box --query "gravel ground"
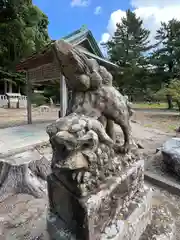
[145,182,180,240]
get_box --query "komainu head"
[46,113,133,196]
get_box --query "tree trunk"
[166,94,173,109]
[0,148,51,202]
[176,100,180,114]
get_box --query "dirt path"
[115,119,175,163]
[131,121,174,152]
[0,107,59,129]
[132,110,180,133]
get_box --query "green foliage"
[102,9,153,98]
[105,10,151,65]
[0,0,50,84]
[31,93,47,106]
[103,10,180,107]
[153,88,168,102]
[149,19,180,109]
[43,83,60,103]
[155,81,180,101]
[151,19,180,81]
[133,102,167,109]
[154,79,180,111]
[167,79,180,102]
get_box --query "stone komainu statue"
[46,40,151,240]
[52,40,132,153]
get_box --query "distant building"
[16,25,118,123]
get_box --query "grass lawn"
[133,102,170,109]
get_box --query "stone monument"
[46,40,152,240]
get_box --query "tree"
[154,79,180,112]
[151,19,180,109]
[103,9,152,99]
[166,79,180,111]
[0,0,50,87]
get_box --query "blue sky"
[32,0,180,46]
[33,0,132,42]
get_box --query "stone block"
[47,160,146,240]
[101,188,152,240]
[161,138,180,177]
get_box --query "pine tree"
[0,0,50,78]
[151,19,180,108]
[103,9,152,98]
[153,19,180,78]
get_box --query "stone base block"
[101,187,152,240]
[85,160,144,239]
[47,160,146,240]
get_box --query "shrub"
[31,93,47,106]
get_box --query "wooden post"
[4,80,7,94]
[26,71,32,124]
[60,74,67,117]
[9,82,12,93]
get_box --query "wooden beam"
[26,72,32,124]
[31,77,60,84]
[16,49,54,71]
[60,74,67,117]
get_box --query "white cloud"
[101,33,110,43]
[99,43,108,58]
[99,33,111,57]
[70,0,90,7]
[107,10,126,35]
[131,0,180,8]
[94,6,102,15]
[101,0,180,44]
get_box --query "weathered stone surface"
[102,187,152,240]
[0,148,51,202]
[161,138,180,177]
[53,39,133,153]
[162,138,180,150]
[47,160,145,240]
[46,113,140,197]
[47,172,88,240]
[46,40,152,240]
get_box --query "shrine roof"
[16,26,117,71]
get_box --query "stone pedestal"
[47,160,152,240]
[101,188,152,240]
